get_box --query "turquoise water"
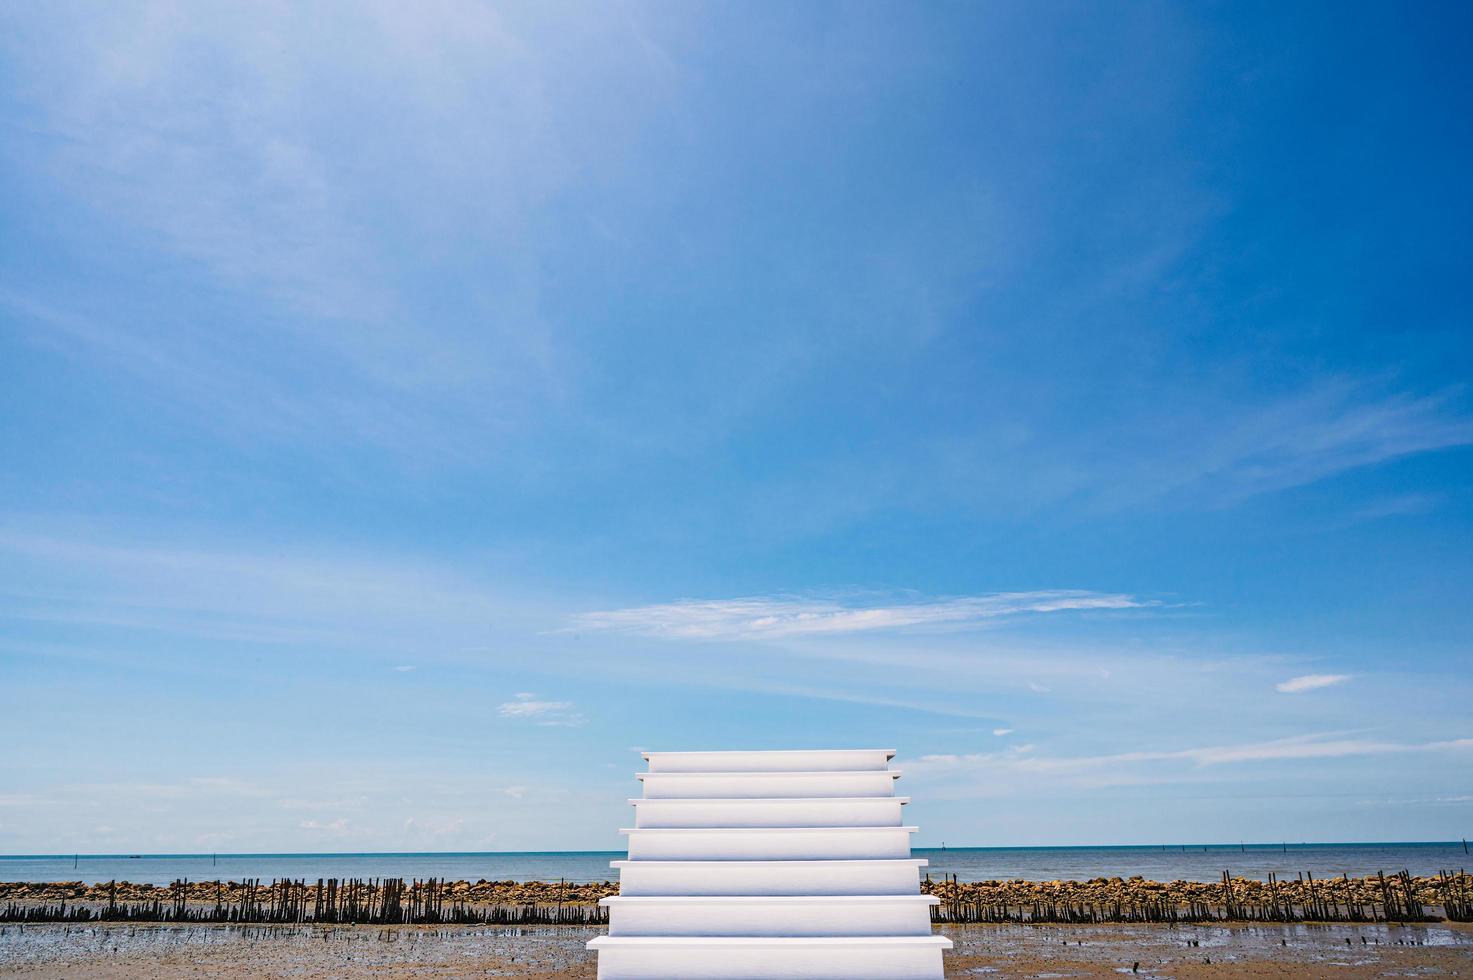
[3,842,1467,886]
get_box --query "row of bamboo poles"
[5,869,1470,927]
[0,878,609,926]
[927,869,1473,924]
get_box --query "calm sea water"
[3,843,1467,887]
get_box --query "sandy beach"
[2,920,1470,978]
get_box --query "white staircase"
[588,749,950,979]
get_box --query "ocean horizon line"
[3,840,1466,861]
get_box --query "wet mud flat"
[0,922,600,979]
[1,919,1472,978]
[946,919,1473,977]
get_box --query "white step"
[613,858,927,896]
[621,826,918,861]
[603,895,939,936]
[588,936,951,979]
[630,797,908,829]
[643,749,896,773]
[638,770,900,800]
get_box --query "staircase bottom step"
[587,935,951,980]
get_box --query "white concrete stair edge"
[602,894,940,936]
[611,857,929,896]
[642,749,896,773]
[629,796,910,828]
[621,825,919,860]
[637,769,902,799]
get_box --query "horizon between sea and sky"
[1,3,1471,856]
[5,843,1470,887]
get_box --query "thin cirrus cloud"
[1119,383,1473,509]
[568,590,1150,641]
[912,734,1473,791]
[0,4,681,461]
[496,693,586,727]
[1276,674,1350,694]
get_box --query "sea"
[3,842,1467,887]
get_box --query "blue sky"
[2,1,1471,854]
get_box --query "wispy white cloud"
[300,818,351,833]
[0,764,605,853]
[1148,383,1473,506]
[1356,794,1473,808]
[0,794,44,807]
[1276,674,1350,694]
[497,692,586,727]
[912,734,1473,796]
[1346,493,1441,523]
[1175,735,1473,765]
[570,590,1150,641]
[992,728,1014,736]
[845,382,1473,525]
[0,524,549,656]
[277,795,370,812]
[0,3,693,463]
[402,816,466,842]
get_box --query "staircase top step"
[620,826,919,835]
[611,858,929,868]
[628,797,911,805]
[643,749,896,759]
[643,749,897,772]
[637,771,901,780]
